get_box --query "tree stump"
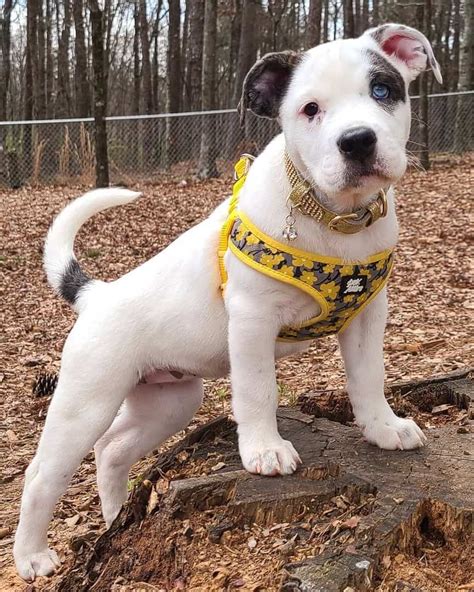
[58,374,473,591]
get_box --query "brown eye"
[303,102,319,118]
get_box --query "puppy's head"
[239,24,442,208]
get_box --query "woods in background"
[0,1,472,185]
[1,0,473,122]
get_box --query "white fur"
[14,26,435,581]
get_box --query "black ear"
[237,51,301,126]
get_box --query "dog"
[14,24,441,581]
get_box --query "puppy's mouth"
[343,161,392,189]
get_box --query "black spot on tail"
[60,259,90,305]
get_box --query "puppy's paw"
[239,436,302,476]
[363,416,426,450]
[14,547,60,581]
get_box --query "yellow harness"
[218,156,394,342]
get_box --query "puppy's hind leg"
[95,378,203,527]
[14,339,136,581]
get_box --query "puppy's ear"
[364,23,442,84]
[237,51,301,127]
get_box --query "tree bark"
[372,0,379,27]
[322,0,329,43]
[183,0,204,112]
[232,0,259,108]
[46,0,54,114]
[89,0,109,187]
[458,0,473,92]
[166,0,181,167]
[454,0,473,151]
[24,0,37,178]
[228,0,242,107]
[0,0,13,121]
[344,0,355,39]
[306,0,322,48]
[73,0,89,117]
[198,0,218,178]
[419,0,431,170]
[151,0,163,112]
[361,0,369,31]
[56,0,71,116]
[167,0,181,113]
[139,0,153,114]
[36,0,46,118]
[133,1,140,115]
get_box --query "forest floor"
[1,154,473,591]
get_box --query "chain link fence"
[0,91,472,188]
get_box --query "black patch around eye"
[366,49,406,112]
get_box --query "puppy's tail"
[44,188,141,311]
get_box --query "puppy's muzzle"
[338,127,377,163]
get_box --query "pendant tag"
[282,211,298,241]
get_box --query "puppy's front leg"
[338,289,426,450]
[227,290,301,476]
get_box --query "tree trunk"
[36,0,46,118]
[73,0,89,117]
[232,0,259,108]
[133,1,140,115]
[344,0,355,39]
[139,0,153,114]
[372,0,379,26]
[183,0,204,111]
[89,0,109,187]
[454,0,473,151]
[361,0,369,30]
[166,0,181,167]
[322,0,329,43]
[167,0,181,113]
[56,0,71,116]
[151,0,163,112]
[46,0,54,115]
[198,0,218,178]
[306,0,322,48]
[228,0,242,107]
[0,0,13,121]
[451,0,461,92]
[419,0,431,170]
[458,0,473,92]
[354,0,361,35]
[24,0,37,179]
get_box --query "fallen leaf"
[340,515,361,530]
[211,461,226,472]
[247,536,257,549]
[65,514,81,527]
[146,487,159,514]
[5,430,18,443]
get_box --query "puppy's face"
[240,24,442,208]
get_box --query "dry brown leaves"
[0,154,473,590]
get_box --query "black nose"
[337,127,377,162]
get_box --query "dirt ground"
[1,154,473,591]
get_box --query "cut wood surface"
[57,377,474,591]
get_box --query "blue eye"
[371,83,390,100]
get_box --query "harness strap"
[218,155,254,287]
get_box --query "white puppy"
[14,24,441,581]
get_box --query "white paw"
[239,436,302,476]
[362,416,427,450]
[14,548,60,581]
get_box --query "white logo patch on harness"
[344,278,365,294]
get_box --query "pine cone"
[32,373,58,397]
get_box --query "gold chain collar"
[284,152,388,235]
